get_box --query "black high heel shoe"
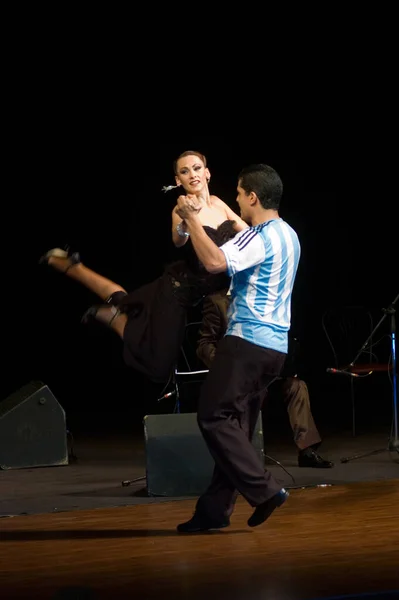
[39,247,81,273]
[81,304,121,326]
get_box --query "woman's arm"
[171,205,190,248]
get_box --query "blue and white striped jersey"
[220,218,300,354]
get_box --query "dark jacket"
[196,289,230,369]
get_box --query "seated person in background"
[196,288,334,468]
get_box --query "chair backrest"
[177,320,208,373]
[172,320,209,414]
[322,305,377,369]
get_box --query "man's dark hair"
[238,164,283,209]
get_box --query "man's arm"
[177,196,228,274]
[177,194,265,275]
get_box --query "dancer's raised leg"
[40,248,128,339]
[81,304,127,339]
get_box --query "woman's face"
[175,155,210,194]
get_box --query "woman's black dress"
[109,221,236,383]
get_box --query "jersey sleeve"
[220,228,266,276]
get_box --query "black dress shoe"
[298,447,334,468]
[247,488,289,528]
[177,512,230,533]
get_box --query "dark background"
[1,6,396,446]
[2,133,397,443]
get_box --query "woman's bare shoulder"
[210,195,229,208]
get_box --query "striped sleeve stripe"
[233,228,259,251]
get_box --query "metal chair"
[156,320,209,413]
[322,305,391,436]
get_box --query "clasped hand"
[176,194,202,220]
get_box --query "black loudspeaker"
[0,381,69,470]
[143,412,264,497]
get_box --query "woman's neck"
[194,186,212,207]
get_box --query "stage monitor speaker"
[0,380,69,470]
[143,412,264,497]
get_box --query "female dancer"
[40,150,248,384]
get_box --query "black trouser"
[195,334,286,521]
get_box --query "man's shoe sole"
[177,520,230,533]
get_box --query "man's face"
[235,181,252,223]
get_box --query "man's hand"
[176,194,202,220]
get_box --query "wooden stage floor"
[1,479,398,600]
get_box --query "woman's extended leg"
[41,249,128,339]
